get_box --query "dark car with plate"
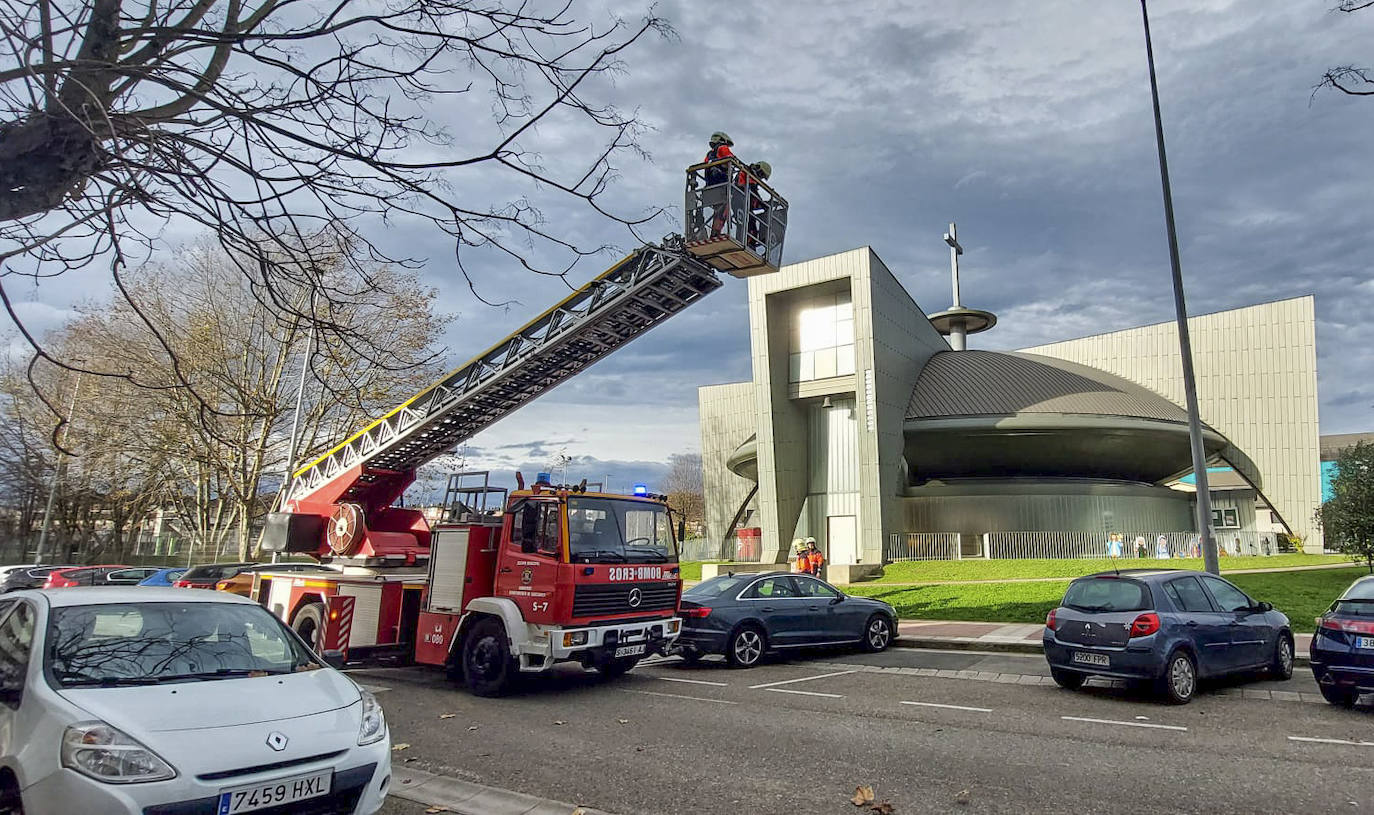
[1310,574,1374,708]
[676,571,897,668]
[1043,569,1293,704]
[0,566,67,593]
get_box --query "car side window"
[0,603,35,700]
[1164,577,1215,613]
[1201,576,1253,613]
[796,578,839,599]
[744,577,799,599]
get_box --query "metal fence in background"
[887,533,961,562]
[888,530,1288,561]
[679,538,734,562]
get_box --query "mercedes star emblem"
[628,588,643,608]
[266,731,289,752]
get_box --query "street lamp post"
[35,371,83,563]
[1139,0,1217,574]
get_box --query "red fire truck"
[254,157,787,695]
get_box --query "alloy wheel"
[868,618,891,650]
[734,629,763,665]
[1279,638,1293,674]
[1170,655,1195,700]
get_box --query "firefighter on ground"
[703,132,734,237]
[807,539,825,578]
[793,539,810,574]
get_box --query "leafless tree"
[38,236,448,559]
[1318,2,1373,97]
[1,0,671,419]
[663,452,703,538]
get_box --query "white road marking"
[764,688,843,698]
[1061,716,1187,732]
[656,676,729,687]
[619,689,737,705]
[748,670,856,690]
[1287,736,1374,747]
[900,700,993,713]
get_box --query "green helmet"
[710,131,733,147]
[750,161,772,180]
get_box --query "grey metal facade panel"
[906,351,1189,423]
[1019,296,1323,551]
[699,382,759,549]
[900,480,1195,534]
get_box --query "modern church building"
[698,244,1325,573]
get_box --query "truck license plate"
[1357,636,1374,650]
[1071,651,1110,667]
[218,769,331,814]
[614,644,646,658]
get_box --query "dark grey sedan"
[1043,569,1293,704]
[676,571,897,667]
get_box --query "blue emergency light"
[633,483,649,496]
[536,472,552,485]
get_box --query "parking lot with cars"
[358,643,1371,815]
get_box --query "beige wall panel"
[699,382,758,551]
[1020,296,1323,551]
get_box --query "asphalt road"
[360,647,1373,815]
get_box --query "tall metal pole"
[271,305,316,562]
[35,371,83,563]
[1140,0,1217,574]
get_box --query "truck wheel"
[462,618,517,697]
[292,602,326,651]
[597,657,641,678]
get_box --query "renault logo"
[628,588,643,608]
[266,732,289,752]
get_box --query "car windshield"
[683,574,753,599]
[567,497,678,564]
[179,563,251,582]
[47,602,319,687]
[1062,578,1152,613]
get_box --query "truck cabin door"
[495,499,561,624]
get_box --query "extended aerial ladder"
[264,156,788,564]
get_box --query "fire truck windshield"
[566,497,678,564]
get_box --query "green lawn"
[873,553,1344,584]
[678,560,723,581]
[844,565,1371,633]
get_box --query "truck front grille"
[573,581,678,617]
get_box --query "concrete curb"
[892,635,1313,667]
[391,765,614,815]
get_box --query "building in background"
[699,243,1326,573]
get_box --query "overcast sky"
[9,0,1374,493]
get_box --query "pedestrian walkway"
[895,618,1314,664]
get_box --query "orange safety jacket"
[704,144,734,185]
[808,551,825,573]
[795,553,810,573]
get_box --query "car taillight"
[1045,609,1057,630]
[1320,617,1374,635]
[1129,612,1160,638]
[173,580,191,588]
[681,606,711,619]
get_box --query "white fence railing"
[887,533,961,562]
[888,530,1288,561]
[679,538,734,562]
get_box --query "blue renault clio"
[1043,569,1293,704]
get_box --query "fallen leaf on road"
[467,726,478,731]
[617,719,629,724]
[554,720,566,726]
[573,809,587,815]
[424,807,448,814]
[439,713,456,719]
[403,757,417,763]
[851,786,875,807]
[872,803,895,815]
[1135,716,1149,721]
[954,788,971,806]
[391,743,410,752]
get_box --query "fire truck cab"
[413,472,682,695]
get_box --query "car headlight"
[61,722,176,784]
[357,689,386,746]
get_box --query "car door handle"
[1185,620,1198,627]
[498,567,512,574]
[808,606,820,611]
[760,606,775,612]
